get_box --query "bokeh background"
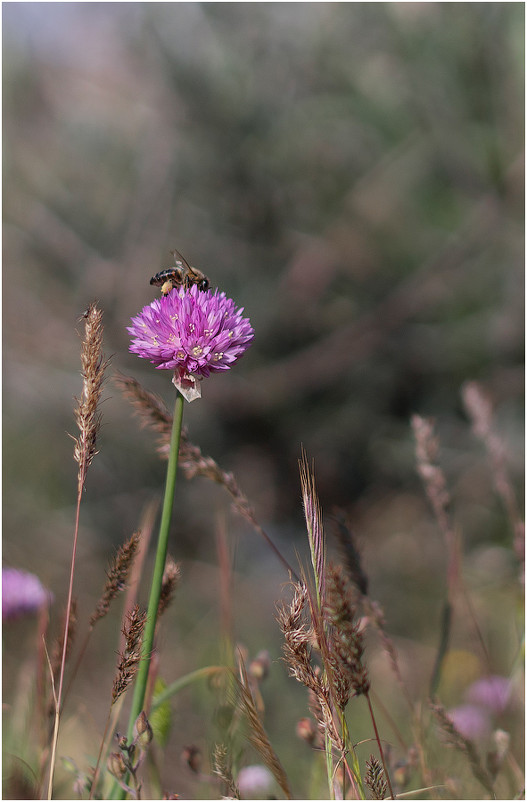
[3,3,524,799]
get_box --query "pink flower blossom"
[2,567,52,620]
[237,765,275,799]
[446,704,491,740]
[128,285,254,400]
[465,675,511,715]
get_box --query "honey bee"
[150,249,210,296]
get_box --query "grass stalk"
[47,302,108,799]
[46,495,81,799]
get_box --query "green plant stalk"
[324,729,335,800]
[113,391,184,799]
[129,390,184,729]
[340,711,366,799]
[151,666,228,712]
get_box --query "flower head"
[128,285,254,401]
[237,765,275,799]
[2,567,52,621]
[465,675,511,715]
[445,704,491,740]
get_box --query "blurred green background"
[3,3,524,799]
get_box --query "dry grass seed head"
[113,373,172,438]
[157,558,181,618]
[276,582,320,692]
[462,380,496,442]
[90,531,141,627]
[112,605,147,703]
[299,449,326,607]
[307,679,342,750]
[235,660,293,800]
[213,743,240,800]
[325,564,370,702]
[365,754,388,800]
[462,380,524,555]
[411,415,451,533]
[74,303,110,487]
[277,581,343,747]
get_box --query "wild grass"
[2,306,523,801]
[47,303,110,799]
[2,5,523,800]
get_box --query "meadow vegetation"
[3,4,523,799]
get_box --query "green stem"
[129,390,184,730]
[113,391,184,799]
[151,666,228,712]
[324,730,335,800]
[339,712,366,799]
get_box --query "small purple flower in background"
[445,675,513,742]
[465,675,511,715]
[446,704,492,740]
[237,765,275,799]
[2,567,52,621]
[128,284,254,401]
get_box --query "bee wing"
[170,249,191,271]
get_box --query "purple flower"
[446,704,492,740]
[128,285,254,401]
[465,675,511,715]
[2,567,52,621]
[237,765,275,799]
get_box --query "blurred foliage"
[3,3,524,799]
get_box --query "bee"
[150,249,210,296]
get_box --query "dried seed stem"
[74,303,110,491]
[156,558,181,619]
[47,302,109,800]
[112,605,147,703]
[462,380,524,563]
[91,532,142,627]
